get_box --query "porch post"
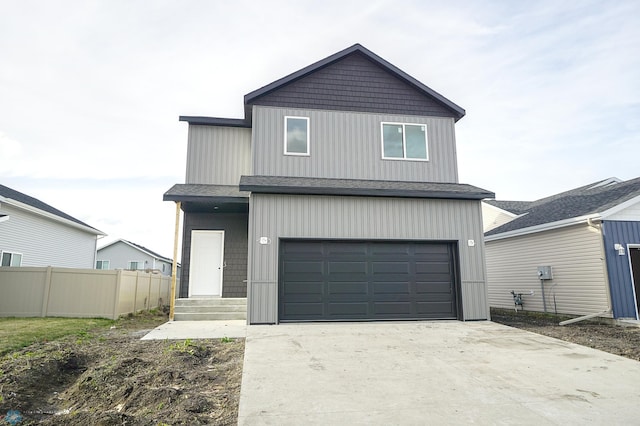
[169,201,181,321]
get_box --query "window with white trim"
[381,122,428,160]
[128,261,143,270]
[1,251,22,267]
[284,116,309,155]
[96,260,110,270]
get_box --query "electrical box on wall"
[537,266,553,280]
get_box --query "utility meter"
[537,266,553,280]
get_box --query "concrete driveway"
[238,321,640,425]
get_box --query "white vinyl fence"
[0,267,177,320]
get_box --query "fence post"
[113,269,122,320]
[148,273,152,311]
[41,266,53,317]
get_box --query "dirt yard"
[0,312,244,425]
[491,308,640,361]
[3,309,639,425]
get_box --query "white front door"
[189,230,224,297]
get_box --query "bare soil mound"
[0,315,244,425]
[491,308,640,361]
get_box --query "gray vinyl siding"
[0,204,97,268]
[96,242,173,276]
[252,106,458,183]
[485,224,611,316]
[180,212,248,298]
[247,194,488,323]
[185,125,251,185]
[250,51,458,118]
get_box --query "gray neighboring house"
[96,239,179,276]
[164,43,494,324]
[483,177,640,320]
[0,184,104,268]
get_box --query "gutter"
[485,213,601,242]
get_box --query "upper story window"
[1,251,22,267]
[381,122,428,161]
[285,116,309,155]
[96,260,110,270]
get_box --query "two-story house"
[164,44,493,324]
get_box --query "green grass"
[0,317,114,356]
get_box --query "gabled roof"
[484,200,532,215]
[244,43,465,120]
[181,43,465,128]
[0,183,103,235]
[485,177,640,238]
[98,239,174,264]
[240,176,494,200]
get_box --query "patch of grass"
[220,336,234,343]
[0,317,114,357]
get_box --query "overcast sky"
[1,0,639,260]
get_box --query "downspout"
[587,217,614,316]
[560,218,614,325]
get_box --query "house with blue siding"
[164,44,494,324]
[484,177,640,320]
[0,184,104,268]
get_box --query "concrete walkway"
[140,320,246,340]
[238,321,640,425]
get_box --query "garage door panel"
[282,241,324,256]
[370,242,411,256]
[416,281,453,294]
[416,301,455,315]
[328,261,367,274]
[373,282,410,294]
[328,303,368,316]
[373,302,412,315]
[327,282,368,295]
[283,303,324,316]
[280,240,457,321]
[283,261,323,273]
[415,261,451,274]
[372,262,410,274]
[325,242,368,256]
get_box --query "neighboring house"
[164,43,494,324]
[97,239,179,276]
[483,177,640,320]
[0,184,104,268]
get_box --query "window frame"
[284,116,310,156]
[128,260,144,270]
[96,260,110,270]
[1,251,23,267]
[380,122,429,161]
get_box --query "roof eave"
[1,197,105,236]
[484,213,602,242]
[179,116,251,128]
[239,185,493,200]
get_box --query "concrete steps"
[173,298,247,321]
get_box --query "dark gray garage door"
[279,240,459,321]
